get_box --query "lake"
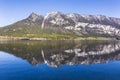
[0,40,120,80]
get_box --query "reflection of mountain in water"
[0,41,120,67]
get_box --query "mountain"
[0,11,120,40]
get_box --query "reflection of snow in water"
[64,43,120,57]
[1,41,120,68]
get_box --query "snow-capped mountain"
[26,12,120,37]
[1,11,120,38]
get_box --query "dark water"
[0,40,120,80]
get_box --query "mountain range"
[0,11,120,40]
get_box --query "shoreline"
[0,36,117,41]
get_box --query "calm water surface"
[0,40,120,80]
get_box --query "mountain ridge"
[0,11,120,40]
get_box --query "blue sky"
[0,0,120,27]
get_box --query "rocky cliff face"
[41,12,75,28]
[28,13,44,23]
[67,14,120,36]
[1,11,120,38]
[24,12,120,37]
[22,12,44,27]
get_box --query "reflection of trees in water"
[0,41,120,67]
